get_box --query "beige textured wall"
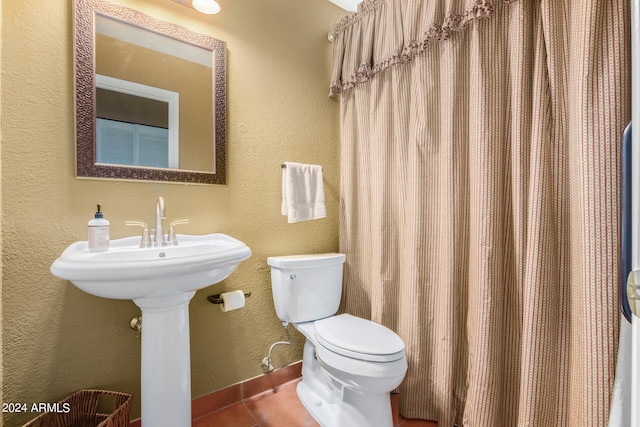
[1,0,344,424]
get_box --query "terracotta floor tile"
[391,393,407,426]
[399,419,439,427]
[192,383,243,419]
[244,379,319,427]
[130,370,439,427]
[192,402,257,427]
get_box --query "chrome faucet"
[155,197,167,246]
[126,197,188,247]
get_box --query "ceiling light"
[192,0,221,14]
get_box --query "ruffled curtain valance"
[329,0,516,96]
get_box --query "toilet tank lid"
[267,253,346,269]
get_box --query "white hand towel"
[281,162,327,223]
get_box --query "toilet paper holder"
[207,292,251,304]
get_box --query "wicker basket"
[23,389,132,427]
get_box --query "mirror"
[74,0,226,184]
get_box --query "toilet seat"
[314,314,405,362]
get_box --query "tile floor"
[191,378,438,427]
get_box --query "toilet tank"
[267,253,346,323]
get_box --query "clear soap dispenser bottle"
[88,204,110,252]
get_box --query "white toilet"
[267,253,407,427]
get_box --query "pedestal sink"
[50,233,251,427]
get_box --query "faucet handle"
[168,219,189,245]
[126,221,151,247]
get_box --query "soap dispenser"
[88,204,110,252]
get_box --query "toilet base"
[297,377,394,427]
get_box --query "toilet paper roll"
[219,290,246,312]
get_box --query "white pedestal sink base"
[135,292,196,427]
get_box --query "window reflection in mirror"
[96,76,177,168]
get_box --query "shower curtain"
[331,0,630,426]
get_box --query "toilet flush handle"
[289,273,296,280]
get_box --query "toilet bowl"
[267,254,408,427]
[294,315,407,427]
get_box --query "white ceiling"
[328,0,362,12]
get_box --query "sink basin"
[50,233,251,300]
